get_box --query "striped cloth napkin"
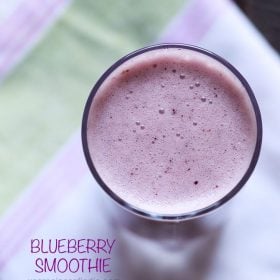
[1,0,280,279]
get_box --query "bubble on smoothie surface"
[87,47,258,215]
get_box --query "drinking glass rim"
[81,43,262,221]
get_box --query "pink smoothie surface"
[86,47,257,215]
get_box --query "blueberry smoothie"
[84,47,258,215]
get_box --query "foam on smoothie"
[86,48,257,215]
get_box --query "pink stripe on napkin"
[0,0,71,82]
[160,0,229,44]
[0,133,89,270]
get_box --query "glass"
[81,44,262,279]
[81,43,262,222]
